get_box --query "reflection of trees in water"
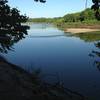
[73,32,100,42]
[74,32,100,71]
[28,34,65,38]
[73,32,100,71]
[89,42,100,71]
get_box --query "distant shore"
[64,28,100,34]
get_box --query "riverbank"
[0,56,85,100]
[64,28,100,34]
[56,21,100,34]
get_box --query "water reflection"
[89,42,100,71]
[72,32,100,42]
[72,32,100,71]
[0,26,29,53]
[28,34,66,38]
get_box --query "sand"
[64,28,100,34]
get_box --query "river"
[3,23,100,98]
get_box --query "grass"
[56,21,100,29]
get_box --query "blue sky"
[8,0,93,18]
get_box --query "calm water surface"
[3,23,100,98]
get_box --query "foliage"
[28,18,53,23]
[91,0,100,20]
[29,8,100,28]
[0,0,30,53]
[63,8,98,22]
[28,17,63,24]
[80,8,95,21]
[63,12,80,22]
[0,0,29,36]
[34,0,46,3]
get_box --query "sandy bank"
[64,28,100,34]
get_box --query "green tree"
[0,0,29,36]
[0,0,30,53]
[91,0,100,20]
[80,8,95,21]
[64,13,80,22]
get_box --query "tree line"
[34,0,100,20]
[63,8,99,22]
[28,8,100,23]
